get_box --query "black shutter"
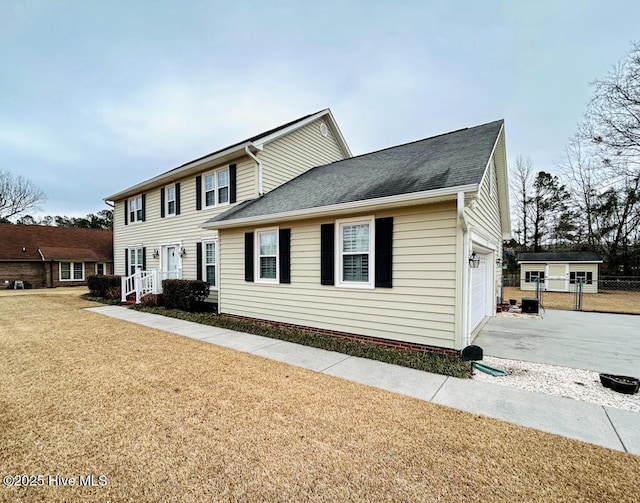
[175,183,181,215]
[375,217,393,288]
[124,199,128,225]
[320,223,335,285]
[279,228,291,284]
[196,175,202,210]
[196,242,203,281]
[142,247,147,270]
[244,232,254,282]
[229,164,237,204]
[141,194,146,222]
[160,188,165,218]
[125,249,129,275]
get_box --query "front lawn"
[0,293,638,501]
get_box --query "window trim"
[255,226,279,284]
[95,263,106,275]
[165,184,177,217]
[202,238,219,290]
[129,195,144,223]
[60,261,85,281]
[128,246,144,275]
[336,216,375,289]
[203,167,230,209]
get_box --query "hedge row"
[162,279,210,311]
[87,275,121,297]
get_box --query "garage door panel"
[470,254,488,331]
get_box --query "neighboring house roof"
[0,224,113,262]
[104,109,351,201]
[517,252,603,263]
[203,119,505,228]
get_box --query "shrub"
[105,286,122,300]
[141,293,164,307]
[88,275,121,297]
[162,279,210,312]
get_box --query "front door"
[163,245,178,279]
[546,264,568,292]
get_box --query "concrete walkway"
[86,305,640,456]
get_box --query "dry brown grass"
[1,292,639,502]
[504,287,640,314]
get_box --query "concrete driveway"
[474,309,640,376]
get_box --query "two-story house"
[105,109,351,303]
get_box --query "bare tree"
[581,43,640,176]
[509,155,534,250]
[0,170,46,220]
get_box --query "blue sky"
[1,1,638,217]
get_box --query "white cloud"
[0,125,80,163]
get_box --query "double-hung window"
[337,217,374,288]
[570,271,593,285]
[96,263,105,275]
[525,271,545,283]
[129,195,143,223]
[204,168,229,208]
[203,240,217,288]
[60,262,84,281]
[166,185,176,216]
[256,228,278,283]
[129,247,143,275]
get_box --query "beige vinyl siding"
[520,264,546,291]
[568,263,599,293]
[112,156,257,303]
[260,119,346,192]
[219,202,459,349]
[464,157,503,295]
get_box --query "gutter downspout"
[245,146,264,196]
[457,192,470,349]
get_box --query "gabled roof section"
[0,224,113,262]
[202,120,504,228]
[518,252,603,263]
[105,109,351,201]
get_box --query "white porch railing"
[121,268,182,304]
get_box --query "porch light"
[469,251,480,269]
[152,249,159,259]
[179,247,187,257]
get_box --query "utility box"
[521,297,539,314]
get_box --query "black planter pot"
[599,373,640,395]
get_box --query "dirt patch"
[503,287,640,314]
[1,293,639,502]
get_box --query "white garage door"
[470,253,488,331]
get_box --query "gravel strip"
[473,356,640,412]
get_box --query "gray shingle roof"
[206,119,504,225]
[518,252,603,263]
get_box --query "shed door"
[470,253,488,331]
[546,264,568,292]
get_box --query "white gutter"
[245,146,264,196]
[457,191,471,349]
[200,183,478,229]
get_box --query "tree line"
[509,43,640,276]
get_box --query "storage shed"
[517,252,603,293]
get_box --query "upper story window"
[337,217,374,288]
[129,195,143,223]
[204,168,229,208]
[166,185,176,216]
[256,228,279,283]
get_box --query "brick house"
[0,223,113,288]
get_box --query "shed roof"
[0,224,113,262]
[517,252,603,263]
[204,119,504,227]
